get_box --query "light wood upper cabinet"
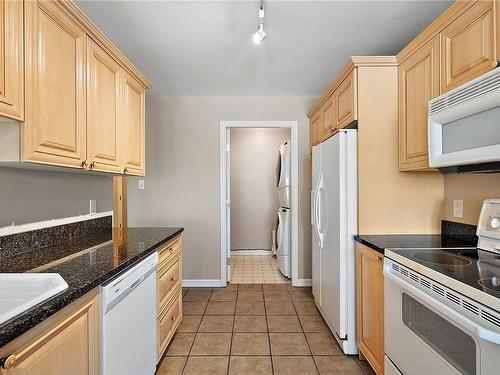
[399,36,440,171]
[334,70,357,129]
[87,38,123,173]
[0,0,23,121]
[0,290,99,375]
[23,0,87,168]
[441,1,497,93]
[356,243,384,375]
[310,111,322,147]
[123,73,145,176]
[321,96,335,139]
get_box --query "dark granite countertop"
[0,227,183,348]
[354,234,477,255]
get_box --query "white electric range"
[384,199,500,375]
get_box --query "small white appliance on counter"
[276,140,291,277]
[311,129,358,355]
[101,252,158,375]
[428,67,500,173]
[384,199,500,375]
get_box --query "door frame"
[219,120,299,286]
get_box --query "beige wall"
[230,128,290,251]
[443,174,500,225]
[0,168,112,228]
[127,96,317,281]
[357,66,444,234]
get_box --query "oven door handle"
[385,270,500,346]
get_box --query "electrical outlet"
[453,200,463,218]
[138,179,145,190]
[89,199,97,215]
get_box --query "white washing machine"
[276,207,291,278]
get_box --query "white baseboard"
[293,279,312,287]
[230,250,273,256]
[183,279,224,288]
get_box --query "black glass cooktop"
[390,248,500,298]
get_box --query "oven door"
[384,264,500,375]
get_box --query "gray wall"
[127,95,317,281]
[230,128,290,252]
[0,168,113,227]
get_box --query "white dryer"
[276,207,291,278]
[276,141,291,208]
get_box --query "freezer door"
[319,131,357,345]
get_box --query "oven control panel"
[477,199,500,252]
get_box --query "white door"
[311,145,321,306]
[226,129,231,282]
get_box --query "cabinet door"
[399,36,440,171]
[441,1,496,93]
[356,243,384,375]
[335,70,357,129]
[0,0,23,120]
[87,38,123,173]
[320,97,336,140]
[310,112,322,147]
[123,72,145,176]
[23,0,86,168]
[0,292,99,375]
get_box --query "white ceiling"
[77,0,452,95]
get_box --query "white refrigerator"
[311,129,358,355]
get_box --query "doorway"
[220,121,299,286]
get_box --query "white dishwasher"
[101,252,158,375]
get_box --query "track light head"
[253,23,266,45]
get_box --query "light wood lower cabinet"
[86,38,123,173]
[398,36,440,171]
[0,0,23,121]
[157,235,183,361]
[356,243,384,375]
[23,0,87,168]
[0,289,99,375]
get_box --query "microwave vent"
[429,69,500,115]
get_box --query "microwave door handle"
[384,270,500,345]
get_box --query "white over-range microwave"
[428,67,500,173]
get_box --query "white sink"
[0,273,69,324]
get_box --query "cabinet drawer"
[158,259,181,310]
[158,236,182,266]
[158,290,182,360]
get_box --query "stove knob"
[490,217,500,229]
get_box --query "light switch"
[89,199,97,215]
[138,179,145,190]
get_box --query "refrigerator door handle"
[315,175,324,248]
[311,190,315,227]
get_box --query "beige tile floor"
[156,284,376,375]
[230,256,289,284]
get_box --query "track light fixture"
[252,0,266,44]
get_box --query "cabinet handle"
[171,277,176,282]
[89,161,95,170]
[171,315,177,322]
[377,256,383,262]
[169,248,173,254]
[123,168,128,174]
[81,160,87,169]
[0,354,17,369]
